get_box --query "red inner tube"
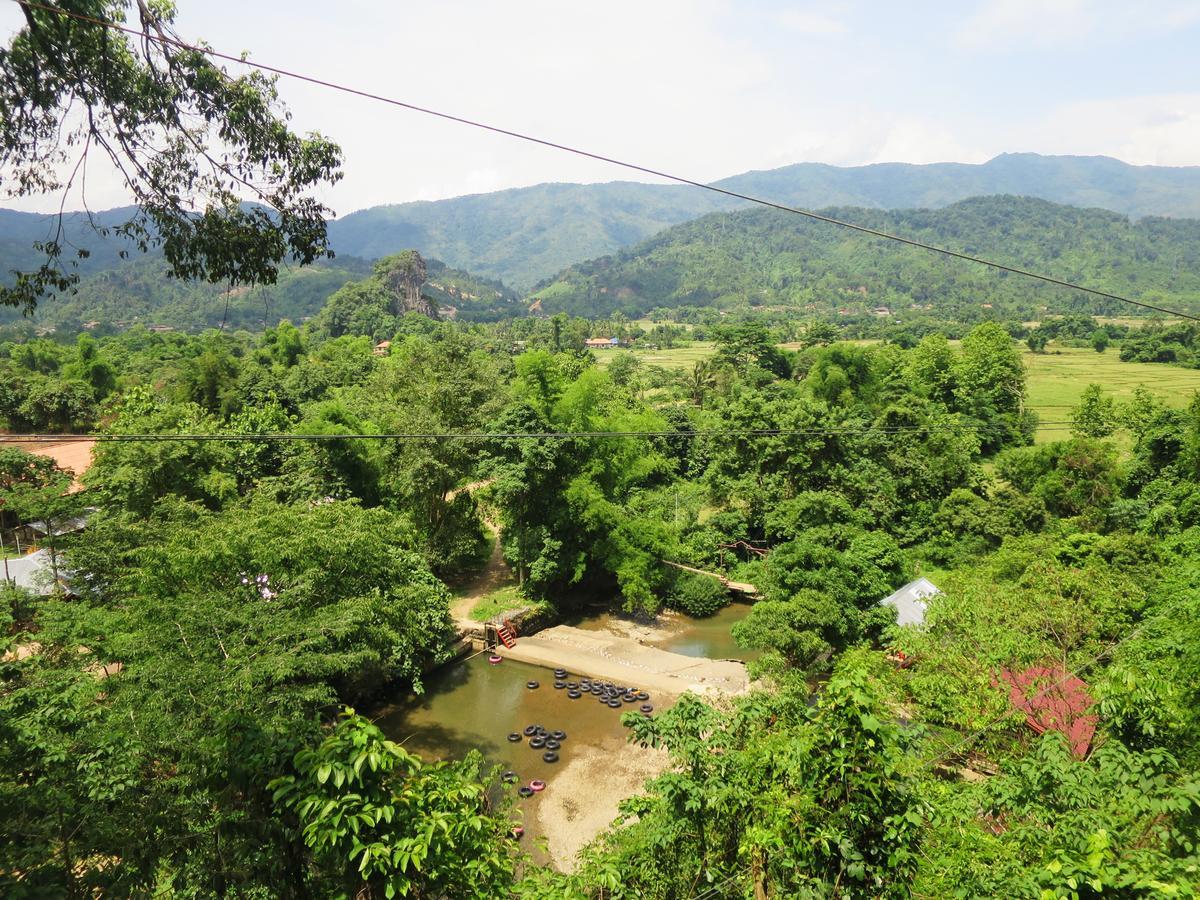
[488,655,502,664]
[530,779,546,792]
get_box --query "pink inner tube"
[488,655,503,664]
[529,780,546,792]
[511,826,525,837]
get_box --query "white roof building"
[3,550,58,596]
[879,577,940,627]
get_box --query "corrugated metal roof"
[879,577,940,626]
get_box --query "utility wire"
[0,422,1078,443]
[13,0,1200,324]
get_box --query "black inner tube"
[526,680,539,689]
[542,751,559,763]
[518,786,534,797]
[640,704,654,713]
[502,771,518,782]
[507,732,522,742]
[544,739,560,750]
[522,725,536,736]
[623,694,637,703]
[551,730,566,741]
[637,692,649,701]
[553,681,566,689]
[607,699,622,708]
[567,690,581,699]
[529,736,546,749]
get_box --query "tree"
[1,0,342,314]
[733,525,907,671]
[954,322,1029,452]
[270,709,515,898]
[1091,329,1111,353]
[1072,384,1117,439]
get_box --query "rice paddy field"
[595,341,1200,443]
[1023,346,1200,442]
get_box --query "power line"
[13,0,1200,325]
[0,423,1078,443]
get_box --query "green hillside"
[0,254,517,332]
[532,196,1200,320]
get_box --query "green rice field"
[596,340,1200,443]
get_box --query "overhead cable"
[2,422,1078,443]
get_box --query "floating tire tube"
[511,826,525,838]
[554,681,566,689]
[526,680,539,689]
[534,725,546,735]
[530,780,546,792]
[553,669,567,678]
[567,691,581,699]
[551,730,566,741]
[640,704,653,713]
[566,681,578,689]
[518,786,534,798]
[623,694,638,703]
[542,751,559,763]
[608,699,622,708]
[637,692,649,701]
[507,732,522,742]
[488,654,503,665]
[523,725,537,737]
[502,771,518,783]
[544,739,561,750]
[529,736,546,749]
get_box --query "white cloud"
[775,9,848,36]
[1023,93,1200,166]
[955,0,1200,50]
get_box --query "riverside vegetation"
[4,302,1200,896]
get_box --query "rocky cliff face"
[380,250,439,318]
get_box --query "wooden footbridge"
[661,561,760,599]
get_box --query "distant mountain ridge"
[5,153,1200,300]
[326,153,1200,288]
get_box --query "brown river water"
[371,602,756,867]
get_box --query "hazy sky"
[3,0,1199,216]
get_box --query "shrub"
[667,572,729,618]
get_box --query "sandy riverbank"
[530,722,670,869]
[499,624,750,698]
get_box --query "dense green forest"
[534,195,1200,320]
[3,301,1200,895]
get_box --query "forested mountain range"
[0,253,517,332]
[327,153,1200,288]
[532,196,1200,320]
[5,154,1200,296]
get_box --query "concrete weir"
[497,624,750,698]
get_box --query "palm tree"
[685,359,718,408]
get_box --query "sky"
[3,0,1200,216]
